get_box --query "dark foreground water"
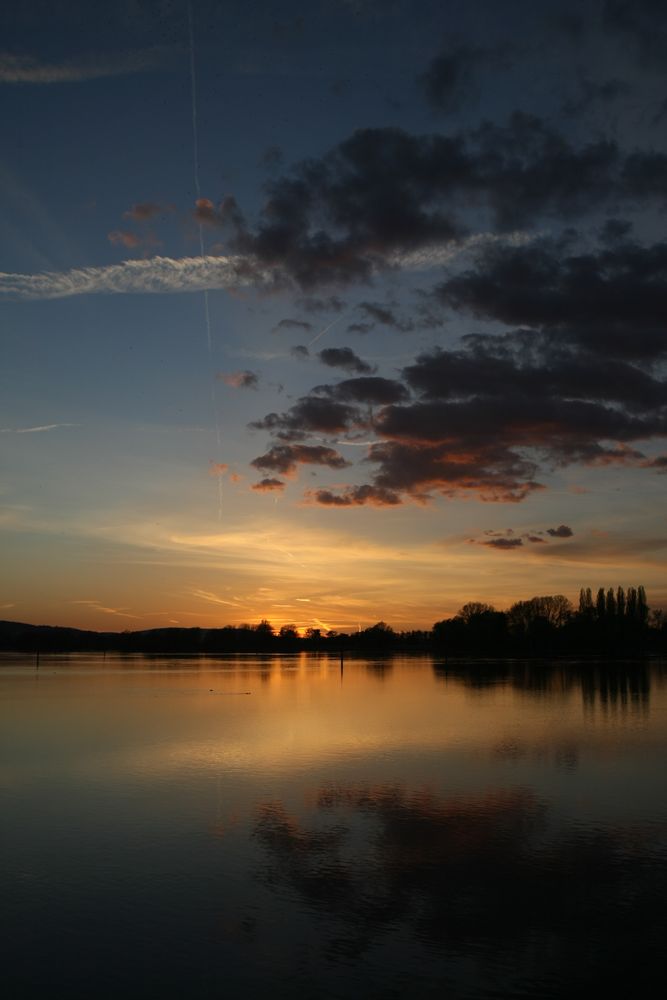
[2,654,666,999]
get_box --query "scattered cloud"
[307,485,402,507]
[251,444,351,477]
[318,347,374,375]
[123,202,162,221]
[0,255,261,301]
[547,524,574,538]
[0,232,528,303]
[259,145,284,171]
[561,75,631,117]
[251,477,286,492]
[469,526,572,550]
[251,304,667,506]
[0,47,174,85]
[209,462,229,477]
[272,318,313,334]
[296,295,345,313]
[222,114,667,288]
[355,301,414,333]
[482,536,524,549]
[71,599,141,619]
[193,195,245,230]
[218,370,259,389]
[108,230,142,250]
[0,422,78,434]
[418,43,512,113]
[315,376,409,406]
[435,236,667,362]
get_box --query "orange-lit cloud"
[108,230,142,249]
[123,202,162,221]
[252,478,285,492]
[209,462,229,477]
[307,484,401,507]
[218,370,259,389]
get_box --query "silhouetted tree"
[606,588,617,619]
[616,586,626,619]
[596,587,606,620]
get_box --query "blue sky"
[2,0,666,630]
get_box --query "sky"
[1,0,666,632]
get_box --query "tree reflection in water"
[253,782,666,994]
[433,659,652,715]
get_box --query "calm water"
[2,654,666,999]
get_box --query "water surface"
[2,654,666,998]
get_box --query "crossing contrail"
[308,314,344,348]
[188,2,223,518]
[188,1,212,352]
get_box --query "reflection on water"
[2,654,666,999]
[253,782,665,994]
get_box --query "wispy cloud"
[71,600,141,619]
[0,233,531,303]
[0,47,174,85]
[191,588,246,609]
[0,423,79,434]
[0,255,259,301]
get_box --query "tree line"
[0,585,664,655]
[433,585,660,656]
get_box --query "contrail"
[0,233,535,303]
[187,1,211,351]
[188,1,223,518]
[308,314,344,348]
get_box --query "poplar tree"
[616,586,625,619]
[606,588,617,618]
[596,587,606,619]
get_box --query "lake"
[2,654,666,998]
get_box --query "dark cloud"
[561,76,631,118]
[291,344,310,360]
[250,396,361,440]
[123,202,162,221]
[356,301,414,332]
[308,485,402,507]
[318,347,374,375]
[435,238,667,362]
[295,295,345,313]
[252,775,666,985]
[317,376,409,406]
[251,477,285,492]
[547,524,574,538]
[365,437,544,503]
[604,0,667,63]
[250,319,667,505]
[652,98,667,126]
[347,322,374,335]
[418,44,511,114]
[272,318,313,334]
[193,195,245,231]
[483,537,524,549]
[108,230,142,249]
[251,444,351,476]
[229,112,667,288]
[258,144,283,171]
[598,218,633,245]
[472,528,552,548]
[218,370,259,389]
